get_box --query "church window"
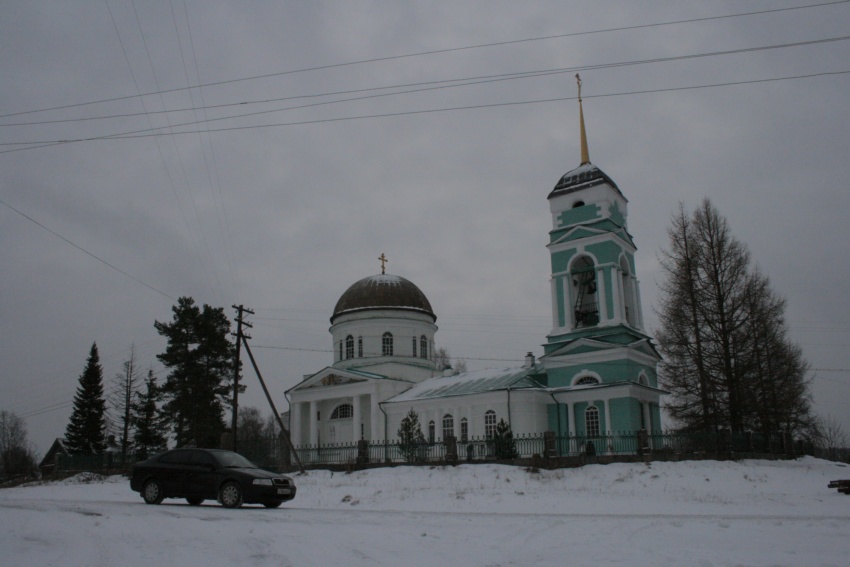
[330,403,353,420]
[382,332,394,356]
[585,406,600,437]
[338,341,343,361]
[428,420,435,443]
[345,335,354,359]
[575,376,600,386]
[420,335,428,359]
[358,336,363,358]
[412,337,417,357]
[460,418,468,441]
[571,256,599,328]
[572,200,585,208]
[484,410,497,439]
[638,373,648,386]
[442,414,454,440]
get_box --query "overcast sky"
[2,1,849,456]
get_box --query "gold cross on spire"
[576,73,590,165]
[378,253,388,274]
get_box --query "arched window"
[345,335,354,359]
[357,336,363,358]
[571,256,598,328]
[428,420,435,443]
[382,332,393,356]
[572,200,585,208]
[638,373,648,386]
[585,406,600,437]
[420,335,428,359]
[330,403,353,420]
[442,414,454,440]
[575,376,600,386]
[460,417,468,441]
[484,410,497,439]
[412,337,417,358]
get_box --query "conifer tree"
[657,200,813,435]
[493,418,517,459]
[155,297,235,448]
[130,370,168,461]
[65,343,107,454]
[397,408,426,462]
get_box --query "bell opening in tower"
[571,256,599,328]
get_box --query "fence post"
[357,439,369,465]
[637,429,650,457]
[543,431,556,459]
[445,436,458,466]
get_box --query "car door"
[157,450,191,496]
[184,450,220,499]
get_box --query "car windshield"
[214,451,257,468]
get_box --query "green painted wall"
[557,204,601,228]
[555,276,565,327]
[586,241,623,265]
[609,397,641,432]
[651,404,663,433]
[547,403,569,435]
[551,249,576,274]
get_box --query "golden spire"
[378,252,388,274]
[576,73,590,165]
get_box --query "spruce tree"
[155,297,235,448]
[493,419,517,459]
[65,343,107,454]
[397,408,426,462]
[130,370,168,461]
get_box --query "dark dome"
[548,163,622,199]
[331,274,435,323]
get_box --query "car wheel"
[262,500,283,509]
[142,479,164,505]
[186,497,204,506]
[219,481,243,508]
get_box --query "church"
[285,78,664,453]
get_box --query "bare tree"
[811,415,849,462]
[109,345,142,460]
[434,347,467,373]
[0,410,38,480]
[657,199,813,435]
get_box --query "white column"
[634,278,645,330]
[352,394,362,443]
[567,402,576,437]
[291,401,302,447]
[596,267,607,321]
[611,268,623,325]
[604,399,612,434]
[309,400,318,446]
[643,402,652,432]
[370,394,380,442]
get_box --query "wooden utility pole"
[231,305,253,452]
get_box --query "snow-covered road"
[2,458,849,566]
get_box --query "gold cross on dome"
[378,253,388,274]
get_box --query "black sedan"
[130,448,296,508]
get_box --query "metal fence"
[291,429,796,467]
[50,429,797,474]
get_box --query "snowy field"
[1,457,849,566]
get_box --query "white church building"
[286,83,664,452]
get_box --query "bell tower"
[545,75,645,353]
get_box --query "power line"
[4,69,847,154]
[0,199,175,301]
[4,34,848,148]
[2,0,847,120]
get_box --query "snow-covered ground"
[2,457,849,566]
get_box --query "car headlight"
[253,478,273,486]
